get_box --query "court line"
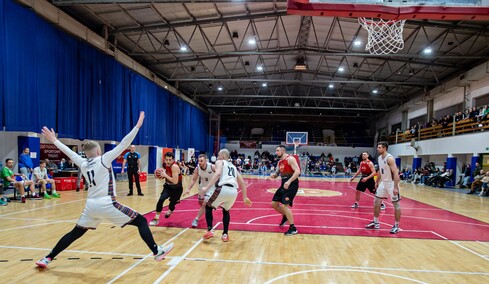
[477,241,489,248]
[0,245,147,257]
[433,231,489,262]
[152,222,221,284]
[264,268,427,284]
[0,198,86,217]
[0,220,76,232]
[107,228,189,284]
[182,256,489,276]
[231,221,439,235]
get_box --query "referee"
[121,145,143,196]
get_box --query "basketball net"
[358,17,406,55]
[293,140,301,155]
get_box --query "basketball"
[154,168,165,179]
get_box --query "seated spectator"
[438,169,454,188]
[467,170,485,194]
[33,161,60,199]
[58,158,68,170]
[44,158,58,173]
[1,158,37,203]
[478,172,489,196]
[461,164,472,188]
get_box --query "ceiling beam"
[110,11,287,34]
[207,105,388,111]
[168,78,436,86]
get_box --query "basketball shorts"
[272,181,299,207]
[375,181,401,202]
[77,196,138,229]
[206,184,238,211]
[198,185,216,204]
[356,177,376,193]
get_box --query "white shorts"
[206,184,238,211]
[198,185,216,201]
[375,181,401,202]
[77,196,138,229]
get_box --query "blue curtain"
[0,0,209,151]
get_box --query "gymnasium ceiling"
[50,0,489,124]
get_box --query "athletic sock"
[373,217,379,223]
[394,221,399,226]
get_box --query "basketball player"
[149,152,183,226]
[183,154,215,228]
[270,145,301,236]
[35,112,173,268]
[350,152,385,210]
[200,149,252,242]
[366,142,401,234]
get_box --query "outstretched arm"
[42,128,85,167]
[102,112,145,163]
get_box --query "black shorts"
[161,184,183,204]
[356,177,376,193]
[272,181,299,207]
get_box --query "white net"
[358,17,406,55]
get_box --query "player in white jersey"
[184,154,215,228]
[35,112,173,269]
[366,141,402,234]
[200,149,252,242]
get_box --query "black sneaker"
[279,215,287,227]
[127,192,133,196]
[390,224,400,234]
[138,193,144,196]
[284,227,298,236]
[76,188,80,192]
[380,203,386,210]
[366,221,380,229]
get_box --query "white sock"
[374,217,379,223]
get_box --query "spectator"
[19,147,34,177]
[478,172,489,196]
[44,158,58,173]
[33,161,60,199]
[1,158,37,203]
[438,169,454,188]
[58,158,68,170]
[467,170,485,194]
[461,164,472,188]
[473,162,482,178]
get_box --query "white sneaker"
[380,203,386,210]
[390,224,400,234]
[35,257,52,268]
[154,243,174,261]
[351,203,359,208]
[149,219,159,226]
[191,218,198,228]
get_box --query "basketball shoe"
[35,257,52,268]
[366,221,380,229]
[154,243,174,261]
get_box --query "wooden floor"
[1,175,488,283]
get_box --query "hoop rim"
[358,17,400,26]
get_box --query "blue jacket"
[19,153,33,169]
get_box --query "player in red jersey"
[270,145,301,236]
[350,152,385,210]
[149,152,183,226]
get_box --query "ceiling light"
[372,89,378,94]
[338,67,344,72]
[232,32,239,39]
[262,83,267,87]
[354,39,361,46]
[294,57,307,71]
[180,46,187,51]
[328,83,334,89]
[217,87,223,91]
[257,66,263,71]
[423,47,432,54]
[248,38,256,45]
[294,102,300,107]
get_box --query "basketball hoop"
[358,17,406,55]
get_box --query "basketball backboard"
[287,0,489,20]
[286,132,308,145]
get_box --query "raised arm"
[102,112,145,163]
[42,128,86,167]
